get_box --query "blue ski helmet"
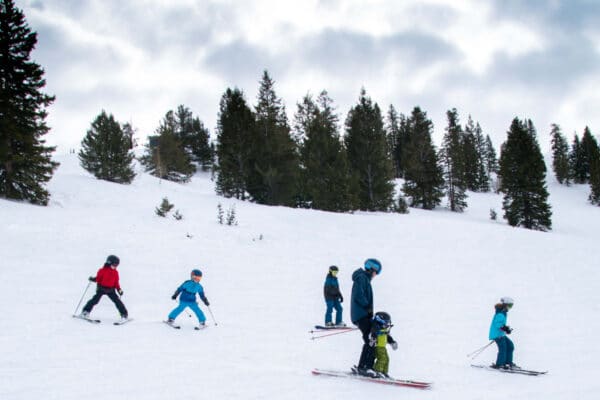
[364,258,382,275]
[106,255,120,266]
[373,311,392,328]
[191,269,203,277]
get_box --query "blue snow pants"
[168,301,206,323]
[325,299,343,324]
[494,336,514,366]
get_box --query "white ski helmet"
[500,296,514,305]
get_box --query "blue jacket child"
[323,266,345,326]
[489,296,517,369]
[167,269,210,329]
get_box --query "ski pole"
[73,281,92,316]
[467,340,495,359]
[310,327,357,340]
[207,305,218,326]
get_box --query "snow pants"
[83,286,128,317]
[494,336,514,366]
[356,316,375,369]
[325,299,343,325]
[168,301,206,323]
[373,346,390,374]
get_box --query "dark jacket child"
[350,258,382,376]
[81,255,128,322]
[323,265,345,327]
[167,269,210,329]
[370,311,398,378]
[489,296,518,369]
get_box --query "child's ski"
[311,368,431,389]
[194,325,207,331]
[72,315,101,324]
[470,364,547,376]
[113,318,133,326]
[163,320,181,329]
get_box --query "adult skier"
[350,258,382,377]
[489,296,518,369]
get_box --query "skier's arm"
[171,284,183,300]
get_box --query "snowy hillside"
[1,153,599,400]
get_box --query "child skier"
[81,255,129,322]
[323,265,345,327]
[167,269,210,329]
[370,311,398,378]
[489,296,518,369]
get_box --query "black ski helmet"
[106,255,120,266]
[191,269,203,277]
[329,265,339,273]
[373,311,392,328]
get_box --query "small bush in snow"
[173,210,183,220]
[490,208,497,220]
[156,197,174,217]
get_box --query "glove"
[88,276,96,282]
[171,294,178,300]
[369,337,376,347]
[367,308,373,318]
[391,342,398,351]
[339,295,344,303]
[117,288,123,296]
[501,325,512,334]
[203,298,210,306]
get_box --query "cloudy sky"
[18,0,600,153]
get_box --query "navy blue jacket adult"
[351,268,373,323]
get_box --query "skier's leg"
[357,316,375,369]
[82,291,104,313]
[495,337,507,366]
[106,290,128,317]
[373,347,389,373]
[168,302,187,320]
[188,302,206,324]
[506,337,514,365]
[325,300,334,324]
[333,300,343,325]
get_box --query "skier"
[350,258,382,377]
[323,265,345,327]
[489,296,518,369]
[370,311,398,378]
[167,269,210,329]
[81,255,129,322]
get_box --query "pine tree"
[296,91,357,212]
[590,153,600,206]
[462,116,480,191]
[141,110,195,182]
[215,88,255,199]
[174,105,214,171]
[440,108,467,212]
[79,110,135,183]
[0,0,58,205]
[483,135,498,191]
[473,122,490,192]
[569,134,584,183]
[248,70,299,206]
[344,88,394,211]
[499,117,552,231]
[579,127,600,183]
[402,107,444,209]
[385,105,403,178]
[550,123,570,185]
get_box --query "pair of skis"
[470,364,547,376]
[72,315,132,325]
[311,368,432,389]
[163,320,207,330]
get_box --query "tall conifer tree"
[174,105,214,171]
[0,0,58,205]
[248,70,299,206]
[141,110,195,182]
[550,123,570,185]
[79,110,135,183]
[344,88,394,211]
[215,88,255,199]
[440,108,467,211]
[499,117,552,231]
[296,91,357,212]
[402,107,444,209]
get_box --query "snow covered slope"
[1,153,599,400]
